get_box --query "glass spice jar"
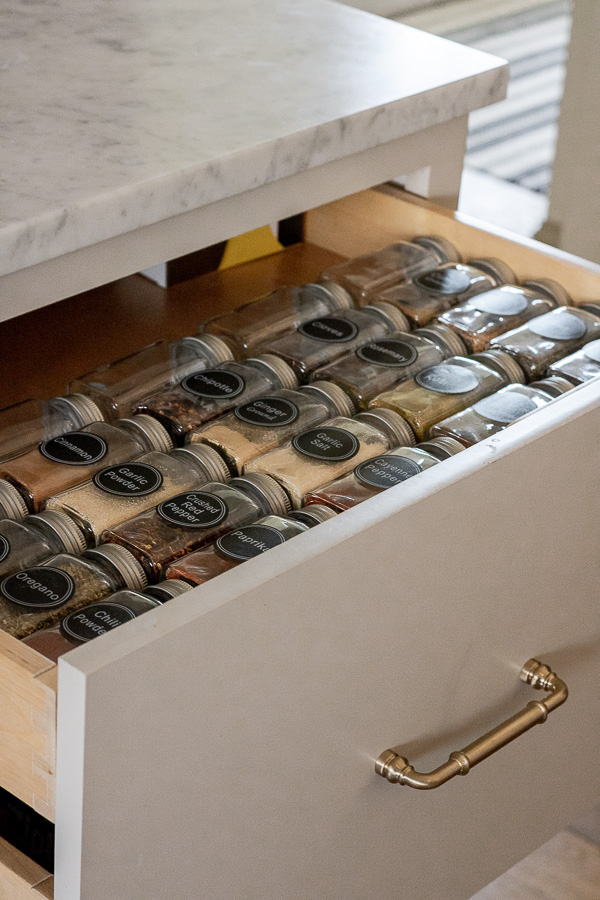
[0,510,87,580]
[369,349,525,440]
[547,339,600,385]
[434,279,569,353]
[22,580,191,662]
[256,302,410,381]
[319,235,460,305]
[134,355,298,444]
[245,409,416,508]
[0,416,173,513]
[68,334,235,420]
[0,481,29,523]
[0,394,104,463]
[0,543,147,639]
[189,381,355,475]
[200,282,354,356]
[311,323,466,410]
[376,258,515,327]
[429,376,574,446]
[304,437,464,511]
[45,444,229,545]
[102,473,291,581]
[166,505,336,587]
[490,304,600,380]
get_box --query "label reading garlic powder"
[94,463,163,497]
[293,427,359,462]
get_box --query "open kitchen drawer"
[1,187,600,900]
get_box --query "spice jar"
[0,394,104,463]
[434,279,569,353]
[102,473,291,581]
[45,444,229,545]
[547,339,600,385]
[370,349,525,440]
[311,323,466,410]
[135,355,298,444]
[0,543,147,639]
[257,302,410,381]
[68,334,235,419]
[490,304,600,380]
[245,409,416,508]
[319,236,460,305]
[0,415,173,513]
[200,282,354,355]
[22,580,191,662]
[429,376,573,446]
[189,382,355,475]
[166,505,336,586]
[0,482,28,523]
[0,510,87,580]
[376,258,515,327]
[304,437,464,511]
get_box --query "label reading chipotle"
[472,288,528,316]
[0,535,9,564]
[529,311,587,341]
[356,338,418,368]
[415,364,480,394]
[292,426,359,462]
[234,397,299,427]
[355,454,422,489]
[216,524,286,561]
[181,369,245,399]
[1,566,74,609]
[61,601,137,642]
[298,316,359,343]
[414,267,472,295]
[157,491,228,528]
[473,392,538,425]
[39,432,107,466]
[93,463,163,497]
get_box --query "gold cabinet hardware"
[375,658,568,790]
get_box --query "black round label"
[414,267,472,295]
[0,535,9,565]
[354,454,422,489]
[585,339,600,362]
[292,426,360,462]
[181,369,245,399]
[356,338,418,368]
[1,566,75,609]
[529,311,587,341]
[61,601,136,642]
[93,462,163,497]
[216,524,285,561]
[39,432,107,466]
[473,392,538,424]
[234,397,299,428]
[415,364,480,394]
[157,491,228,528]
[298,316,359,343]
[472,288,528,316]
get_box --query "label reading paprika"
[216,524,285,561]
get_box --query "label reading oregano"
[39,432,107,466]
[473,392,538,425]
[0,535,9,565]
[298,316,359,343]
[234,397,299,427]
[472,288,528,316]
[157,491,228,528]
[415,364,480,394]
[1,566,74,609]
[181,369,245,399]
[414,268,472,295]
[93,463,163,497]
[355,454,422,489]
[529,311,587,341]
[61,601,137,642]
[292,427,359,462]
[216,524,285,561]
[584,339,600,363]
[356,338,418,368]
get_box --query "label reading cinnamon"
[39,432,107,466]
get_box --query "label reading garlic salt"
[234,397,299,427]
[181,370,246,399]
[415,364,479,394]
[93,463,163,497]
[157,491,228,528]
[472,288,528,316]
[473,393,538,425]
[529,311,587,341]
[414,268,472,295]
[354,454,422,489]
[61,601,136,642]
[216,524,285,561]
[1,566,75,608]
[0,535,9,564]
[292,427,359,462]
[298,316,359,343]
[39,432,107,466]
[356,339,418,368]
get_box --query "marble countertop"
[0,0,506,278]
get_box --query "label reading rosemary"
[293,426,359,462]
[61,601,136,642]
[234,397,299,427]
[181,370,245,399]
[0,535,9,564]
[93,463,163,497]
[529,311,587,341]
[472,288,528,316]
[355,454,422,489]
[414,267,472,295]
[356,338,418,368]
[157,491,228,528]
[473,392,538,425]
[216,524,285,561]
[39,432,107,466]
[298,316,359,343]
[1,566,75,609]
[415,364,480,394]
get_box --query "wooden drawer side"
[0,835,52,900]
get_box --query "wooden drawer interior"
[0,834,52,899]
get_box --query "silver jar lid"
[417,323,467,358]
[523,279,571,307]
[473,350,526,384]
[529,376,574,398]
[119,415,174,453]
[29,510,88,555]
[230,473,291,517]
[418,436,466,460]
[579,303,600,319]
[86,544,148,591]
[308,282,354,310]
[145,579,193,602]
[172,444,231,483]
[355,409,416,447]
[0,479,29,520]
[247,355,299,391]
[301,382,356,418]
[181,334,235,365]
[290,504,337,526]
[364,302,411,333]
[470,258,516,285]
[55,393,105,426]
[413,236,461,264]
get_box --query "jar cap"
[172,444,231,483]
[355,409,416,447]
[579,303,600,319]
[29,510,88,555]
[417,323,467,358]
[308,282,354,311]
[522,279,571,307]
[290,504,337,526]
[418,437,466,460]
[118,415,174,453]
[181,334,236,365]
[230,473,291,517]
[248,355,299,391]
[146,579,193,602]
[529,376,574,398]
[86,544,148,591]
[473,350,526,384]
[413,236,461,264]
[301,382,356,418]
[56,394,105,426]
[469,257,516,285]
[364,301,410,333]
[0,479,29,520]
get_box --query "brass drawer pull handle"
[375,658,568,791]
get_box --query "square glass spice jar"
[0,394,104,463]
[547,338,600,385]
[0,510,87,580]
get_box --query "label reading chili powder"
[0,535,9,564]
[39,432,107,466]
[414,268,472,295]
[529,311,587,341]
[415,364,479,394]
[181,370,245,399]
[216,524,285,561]
[473,392,538,425]
[61,601,136,642]
[93,463,163,497]
[472,288,528,316]
[292,427,359,462]
[158,491,228,528]
[354,454,422,489]
[1,566,74,609]
[298,316,359,343]
[356,338,418,368]
[234,397,299,427]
